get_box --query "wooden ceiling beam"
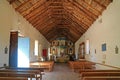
[33,17,50,29]
[64,10,88,31]
[67,0,97,20]
[35,16,59,31]
[60,19,83,35]
[69,29,81,39]
[93,0,106,10]
[45,29,57,39]
[33,16,54,29]
[67,32,78,43]
[66,25,82,35]
[29,9,52,25]
[34,15,61,29]
[70,13,90,30]
[32,13,50,26]
[68,25,83,36]
[49,2,63,6]
[49,6,64,9]
[27,6,51,23]
[74,0,101,15]
[20,0,46,16]
[63,15,85,34]
[40,21,59,34]
[64,1,95,22]
[32,11,60,29]
[63,7,91,28]
[64,5,92,27]
[15,0,33,11]
[49,35,58,42]
[41,26,55,36]
[8,0,17,4]
[24,1,50,20]
[56,21,82,41]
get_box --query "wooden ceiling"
[8,0,112,43]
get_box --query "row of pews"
[69,60,120,80]
[0,61,54,80]
[80,69,120,80]
[0,67,45,80]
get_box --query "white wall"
[75,0,120,68]
[0,0,50,67]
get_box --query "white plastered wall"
[0,0,50,67]
[75,0,120,68]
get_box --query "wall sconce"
[115,46,119,54]
[5,46,8,54]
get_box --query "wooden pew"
[69,61,85,71]
[7,67,45,72]
[0,77,28,80]
[4,67,46,80]
[82,76,120,80]
[80,72,120,80]
[0,72,35,80]
[68,61,96,71]
[30,61,54,72]
[83,62,96,69]
[0,69,42,80]
[81,72,120,77]
[79,69,120,74]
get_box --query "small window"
[34,40,38,56]
[85,40,90,54]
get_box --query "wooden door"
[9,31,18,68]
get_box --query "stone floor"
[42,63,80,80]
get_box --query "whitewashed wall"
[0,0,50,67]
[75,0,120,68]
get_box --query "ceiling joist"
[8,0,112,43]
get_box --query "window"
[34,40,38,56]
[85,39,90,54]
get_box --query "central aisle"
[42,63,80,80]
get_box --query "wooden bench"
[4,67,46,80]
[80,72,120,80]
[0,72,35,80]
[82,76,120,80]
[0,69,43,80]
[79,69,120,74]
[0,77,28,80]
[81,72,120,76]
[30,61,54,72]
[68,61,96,71]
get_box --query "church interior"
[0,0,120,80]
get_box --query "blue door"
[18,37,30,67]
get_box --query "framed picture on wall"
[102,43,106,51]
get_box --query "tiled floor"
[42,63,80,80]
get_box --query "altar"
[56,56,69,63]
[49,37,74,62]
